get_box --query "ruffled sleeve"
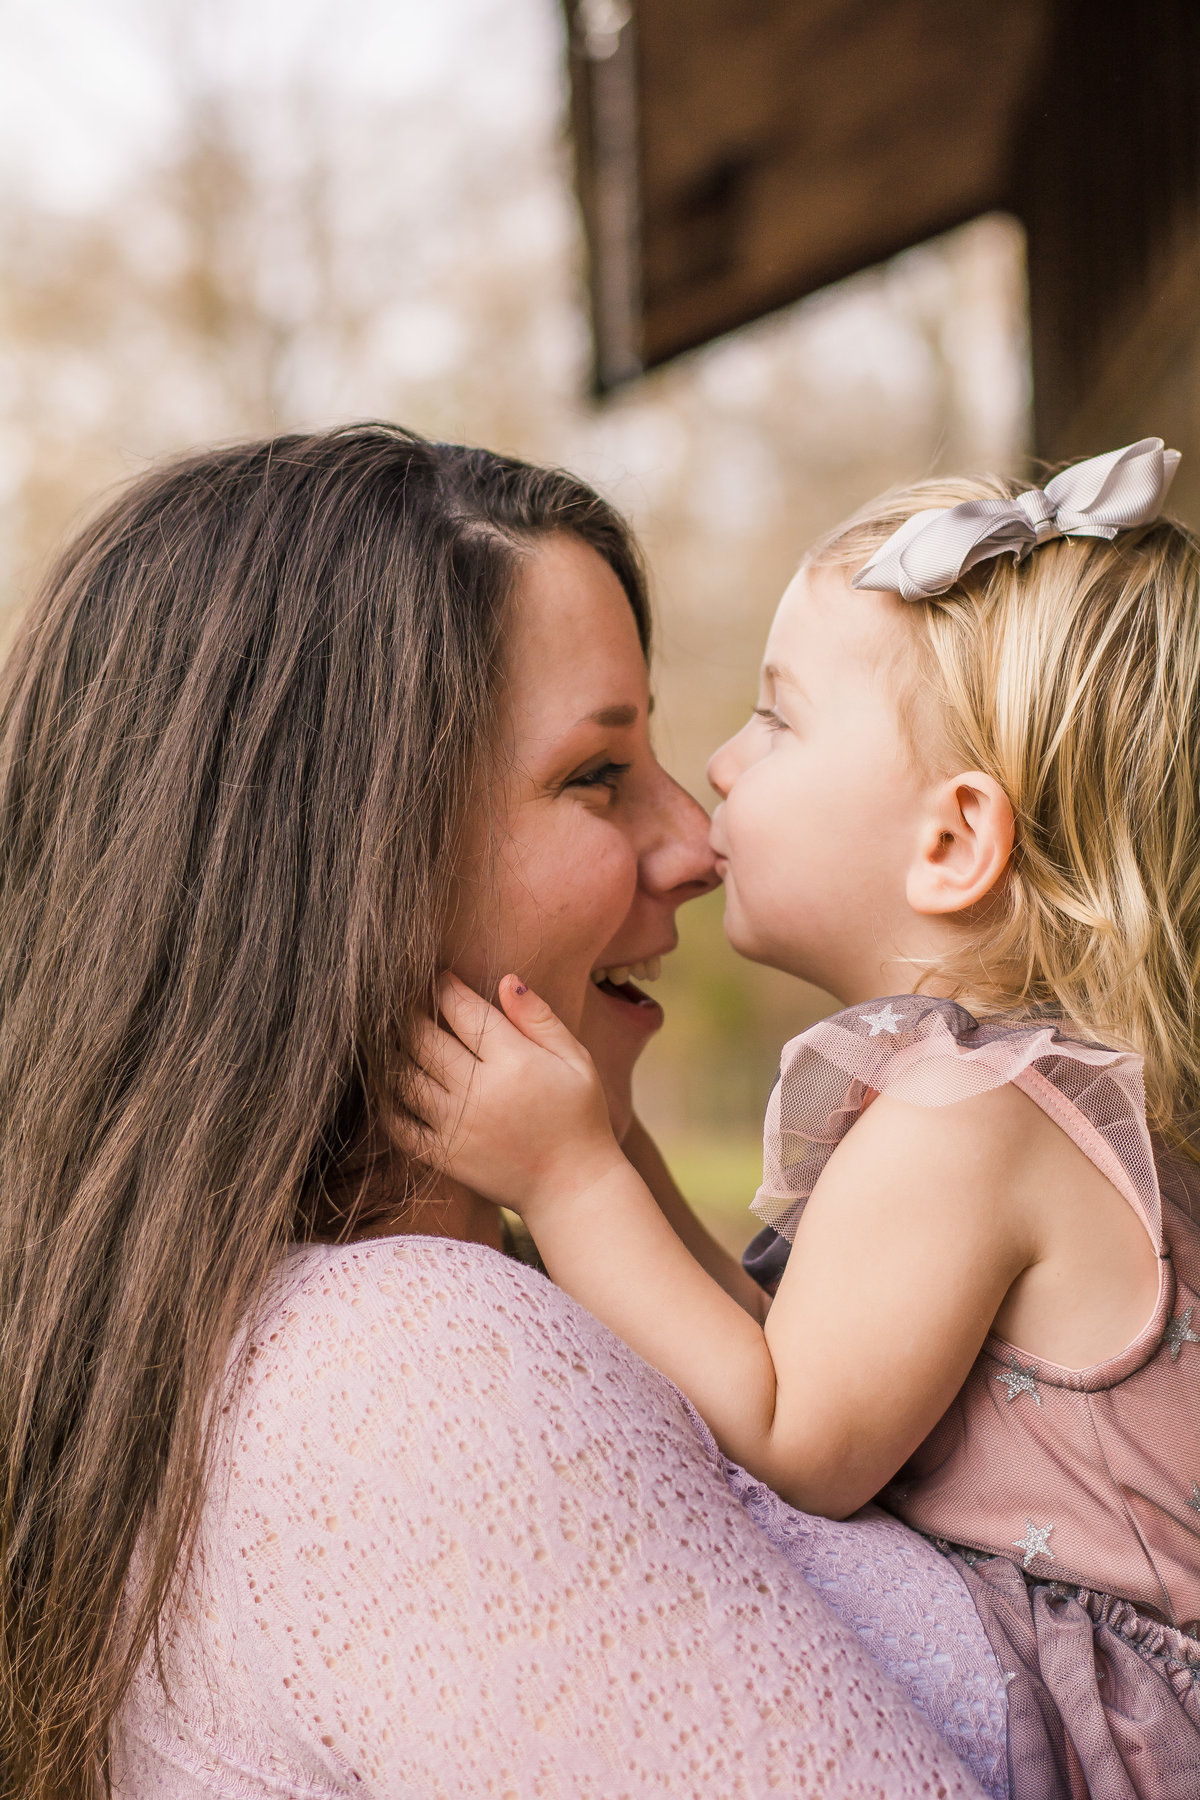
[752,996,1160,1246]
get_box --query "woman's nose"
[639,773,721,903]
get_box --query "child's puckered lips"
[708,819,730,863]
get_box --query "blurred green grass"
[658,1133,765,1256]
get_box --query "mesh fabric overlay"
[753,995,1160,1252]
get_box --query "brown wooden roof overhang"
[563,0,1200,462]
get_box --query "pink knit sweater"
[111,1237,1003,1798]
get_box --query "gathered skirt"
[948,1550,1200,1799]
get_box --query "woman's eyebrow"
[579,703,640,728]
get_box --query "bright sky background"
[0,0,547,210]
[0,0,1027,476]
[0,0,1030,767]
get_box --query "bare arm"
[620,1116,766,1318]
[416,974,1035,1517]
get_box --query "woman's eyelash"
[570,760,632,792]
[754,707,787,732]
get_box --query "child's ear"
[906,772,1014,917]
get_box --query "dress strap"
[753,996,1161,1248]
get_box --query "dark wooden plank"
[566,0,1047,385]
[1016,0,1200,477]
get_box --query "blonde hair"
[813,471,1200,1152]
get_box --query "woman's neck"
[353,1173,506,1249]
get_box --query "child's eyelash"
[570,760,632,792]
[754,707,787,732]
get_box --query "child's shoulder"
[780,993,1140,1121]
[755,995,1151,1245]
[821,1068,1057,1216]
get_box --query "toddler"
[417,439,1200,1799]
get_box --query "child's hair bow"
[851,438,1182,602]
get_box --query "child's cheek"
[739,772,798,880]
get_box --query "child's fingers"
[403,1037,477,1171]
[436,971,511,1056]
[394,1090,436,1159]
[411,1015,474,1092]
[399,1079,477,1181]
[495,974,594,1077]
[407,1066,455,1139]
[386,1059,441,1162]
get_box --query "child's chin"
[721,908,770,965]
[723,910,809,980]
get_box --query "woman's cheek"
[524,826,637,1028]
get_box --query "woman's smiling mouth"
[591,956,661,986]
[589,956,666,1021]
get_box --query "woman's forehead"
[505,535,648,726]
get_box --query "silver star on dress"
[1012,1520,1055,1571]
[1188,1482,1200,1517]
[996,1354,1042,1406]
[862,1002,906,1037]
[1165,1306,1200,1363]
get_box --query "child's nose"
[706,733,738,799]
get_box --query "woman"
[0,425,1003,1798]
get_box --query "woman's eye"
[754,707,787,733]
[568,759,632,795]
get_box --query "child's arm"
[619,1116,767,1320]
[417,974,1036,1517]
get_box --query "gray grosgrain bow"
[851,438,1181,602]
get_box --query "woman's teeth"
[591,957,662,986]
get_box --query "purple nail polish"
[513,981,527,996]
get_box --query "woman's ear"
[906,772,1014,917]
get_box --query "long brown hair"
[0,423,649,1796]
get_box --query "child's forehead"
[765,561,909,686]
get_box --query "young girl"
[416,438,1200,1798]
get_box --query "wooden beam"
[563,1,644,387]
[566,0,1048,389]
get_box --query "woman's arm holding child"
[417,974,1038,1518]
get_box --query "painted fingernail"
[513,980,527,996]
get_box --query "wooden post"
[1015,0,1200,519]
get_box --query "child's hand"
[412,972,627,1219]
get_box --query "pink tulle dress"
[745,996,1200,1800]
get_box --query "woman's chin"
[577,976,663,1103]
[577,977,662,1144]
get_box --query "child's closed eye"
[754,707,788,733]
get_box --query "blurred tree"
[0,0,1030,1180]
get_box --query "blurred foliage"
[0,0,1031,1143]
